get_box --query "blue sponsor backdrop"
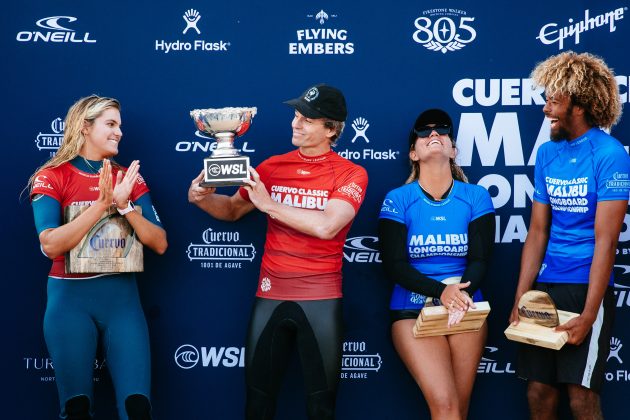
[4,0,630,418]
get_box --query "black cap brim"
[284,98,326,119]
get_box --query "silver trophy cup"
[190,107,257,187]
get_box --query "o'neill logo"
[16,16,97,43]
[340,341,382,379]
[155,9,231,54]
[187,228,256,269]
[477,346,515,374]
[174,344,245,369]
[175,129,255,153]
[35,117,64,154]
[412,9,477,54]
[537,7,625,50]
[343,236,381,263]
[290,10,354,55]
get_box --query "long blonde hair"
[27,95,121,192]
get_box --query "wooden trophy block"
[504,290,579,350]
[64,205,143,273]
[412,301,491,338]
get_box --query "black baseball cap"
[409,108,454,147]
[284,84,347,122]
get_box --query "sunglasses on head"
[414,124,451,138]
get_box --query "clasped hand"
[440,282,475,327]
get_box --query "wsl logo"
[174,344,245,369]
[289,9,354,55]
[35,117,64,155]
[175,129,255,154]
[343,236,381,264]
[155,9,231,54]
[174,344,200,369]
[16,16,96,43]
[413,9,477,54]
[187,228,256,269]
[340,341,382,380]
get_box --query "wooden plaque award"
[64,205,143,273]
[413,301,491,338]
[504,290,579,350]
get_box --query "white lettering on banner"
[154,10,231,54]
[340,341,382,380]
[477,346,515,374]
[412,9,477,54]
[537,8,625,50]
[343,236,382,263]
[289,10,354,55]
[16,16,97,44]
[337,149,400,161]
[454,77,629,107]
[456,113,551,166]
[453,78,545,107]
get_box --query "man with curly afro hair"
[510,51,630,420]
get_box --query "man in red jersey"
[188,84,368,419]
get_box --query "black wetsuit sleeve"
[378,218,446,298]
[460,212,495,296]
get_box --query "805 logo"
[412,9,477,54]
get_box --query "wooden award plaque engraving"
[504,290,579,350]
[64,205,143,273]
[412,301,491,338]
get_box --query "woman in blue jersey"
[27,95,167,420]
[378,109,495,419]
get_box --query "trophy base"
[202,155,250,187]
[504,310,579,350]
[200,180,249,187]
[412,301,491,337]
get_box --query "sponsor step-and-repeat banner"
[4,1,630,418]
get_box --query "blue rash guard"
[379,180,494,310]
[533,128,630,285]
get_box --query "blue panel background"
[3,1,630,418]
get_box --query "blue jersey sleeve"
[595,145,630,202]
[379,190,405,224]
[471,186,495,220]
[533,145,550,204]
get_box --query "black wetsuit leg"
[245,298,343,420]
